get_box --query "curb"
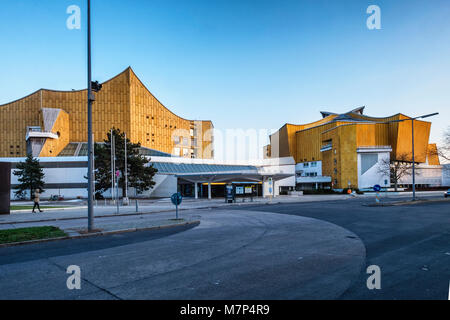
[1,195,371,226]
[363,198,450,207]
[0,208,182,225]
[1,200,280,226]
[10,206,87,214]
[0,220,200,248]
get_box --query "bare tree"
[440,127,450,161]
[378,153,415,191]
[429,126,450,162]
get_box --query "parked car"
[445,189,450,198]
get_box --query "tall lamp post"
[385,112,439,201]
[87,0,94,231]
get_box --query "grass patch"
[0,226,67,244]
[10,205,66,211]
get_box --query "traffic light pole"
[87,0,94,231]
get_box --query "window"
[173,147,180,156]
[182,148,189,157]
[361,153,378,175]
[183,137,189,146]
[303,163,309,168]
[311,162,317,167]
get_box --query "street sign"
[171,192,183,220]
[171,192,183,206]
[373,184,381,192]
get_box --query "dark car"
[445,189,450,198]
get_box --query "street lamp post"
[385,112,439,201]
[87,0,94,231]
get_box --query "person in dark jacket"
[32,189,43,213]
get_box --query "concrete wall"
[398,165,443,186]
[357,151,391,189]
[4,156,297,200]
[0,162,11,214]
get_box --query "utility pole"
[412,119,416,201]
[383,112,438,202]
[124,132,129,205]
[87,0,94,232]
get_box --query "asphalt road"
[238,198,450,299]
[0,209,365,300]
[0,197,449,300]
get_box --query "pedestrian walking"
[32,189,43,213]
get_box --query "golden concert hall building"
[0,67,213,159]
[264,107,441,190]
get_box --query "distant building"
[0,67,213,159]
[442,164,450,187]
[264,107,442,190]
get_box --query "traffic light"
[91,81,102,92]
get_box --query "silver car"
[445,189,450,198]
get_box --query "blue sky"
[0,0,449,160]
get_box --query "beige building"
[0,67,213,159]
[265,107,441,190]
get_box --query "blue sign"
[171,192,183,206]
[373,184,382,192]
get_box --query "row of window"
[173,147,195,157]
[296,172,318,177]
[302,161,318,168]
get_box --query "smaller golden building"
[264,107,440,189]
[0,67,214,159]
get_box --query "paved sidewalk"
[4,191,444,226]
[4,195,352,224]
[0,208,200,240]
